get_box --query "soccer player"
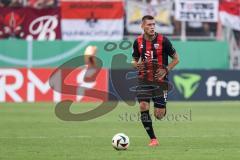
[131,15,179,147]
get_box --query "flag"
[61,0,124,41]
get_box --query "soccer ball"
[112,133,130,150]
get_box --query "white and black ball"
[112,133,130,150]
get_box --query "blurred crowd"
[0,0,171,8]
[0,0,239,44]
[128,0,217,37]
[0,0,57,8]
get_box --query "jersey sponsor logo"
[173,73,201,99]
[154,43,159,49]
[145,50,153,59]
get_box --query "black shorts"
[136,79,168,108]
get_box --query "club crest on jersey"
[140,44,143,48]
[154,44,159,49]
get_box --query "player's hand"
[155,68,167,81]
[136,62,145,71]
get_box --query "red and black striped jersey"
[132,33,176,81]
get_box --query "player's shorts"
[136,79,168,108]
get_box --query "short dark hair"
[142,15,154,22]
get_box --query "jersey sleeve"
[163,36,176,58]
[132,39,140,61]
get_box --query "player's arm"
[167,52,179,72]
[164,37,179,72]
[156,37,179,80]
[131,39,140,69]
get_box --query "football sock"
[140,110,156,139]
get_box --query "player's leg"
[139,100,157,142]
[153,94,167,120]
[147,91,167,146]
[153,89,168,119]
[136,80,158,145]
[139,100,150,111]
[154,108,166,120]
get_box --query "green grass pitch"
[0,102,240,160]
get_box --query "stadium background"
[0,0,240,160]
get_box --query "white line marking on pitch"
[0,135,236,139]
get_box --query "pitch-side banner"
[126,0,174,34]
[219,1,240,31]
[175,0,219,22]
[0,7,61,40]
[61,0,124,41]
[0,68,108,102]
[109,69,240,101]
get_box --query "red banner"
[61,0,124,41]
[61,1,124,19]
[0,68,108,102]
[0,7,61,40]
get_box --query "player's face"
[142,19,156,36]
